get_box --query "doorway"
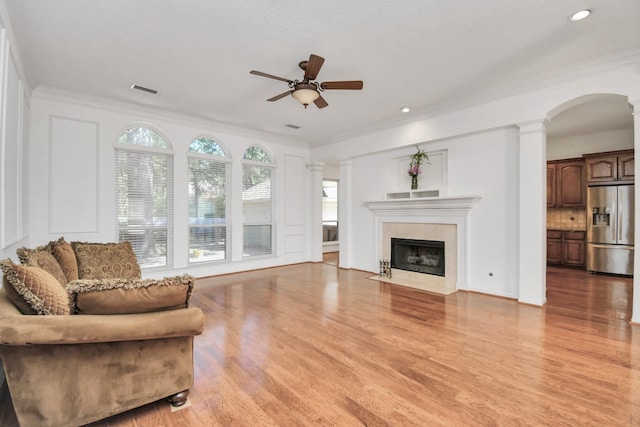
[322,180,339,254]
[545,94,634,319]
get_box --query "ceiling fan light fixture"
[251,54,363,109]
[292,84,320,108]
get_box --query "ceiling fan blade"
[267,91,292,102]
[250,70,293,84]
[314,95,328,109]
[320,80,363,90]
[304,54,325,80]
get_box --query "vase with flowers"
[407,146,429,190]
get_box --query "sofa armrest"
[0,289,205,346]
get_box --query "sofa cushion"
[16,244,68,287]
[49,237,79,282]
[0,259,71,315]
[72,241,141,280]
[67,274,194,314]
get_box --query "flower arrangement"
[407,146,429,190]
[407,146,429,178]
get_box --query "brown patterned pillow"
[49,237,79,282]
[71,241,141,280]
[16,244,68,287]
[0,259,71,315]
[2,275,37,314]
[67,274,194,314]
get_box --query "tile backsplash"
[547,207,586,230]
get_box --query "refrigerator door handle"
[589,243,635,250]
[611,192,617,241]
[619,195,623,241]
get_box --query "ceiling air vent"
[285,124,301,129]
[130,84,158,94]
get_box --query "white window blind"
[242,146,274,257]
[115,131,173,268]
[188,157,228,263]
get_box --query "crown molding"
[321,47,640,147]
[31,86,308,149]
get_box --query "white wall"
[343,129,520,297]
[0,6,30,260]
[547,127,633,160]
[323,164,340,181]
[28,90,311,279]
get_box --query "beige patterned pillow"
[49,237,79,282]
[71,241,141,280]
[67,274,194,314]
[16,244,68,287]
[0,259,71,315]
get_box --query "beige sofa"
[0,238,205,427]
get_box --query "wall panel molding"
[1,39,24,249]
[48,115,99,233]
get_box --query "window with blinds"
[242,146,274,257]
[188,137,229,263]
[115,127,173,269]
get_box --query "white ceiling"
[5,0,639,147]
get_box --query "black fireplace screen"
[391,238,445,277]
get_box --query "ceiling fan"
[250,54,363,109]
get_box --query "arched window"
[242,146,275,257]
[187,137,230,263]
[114,126,173,268]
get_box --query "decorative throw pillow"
[49,237,79,282]
[2,275,37,314]
[0,259,71,315]
[71,241,141,280]
[16,244,68,287]
[67,274,194,314]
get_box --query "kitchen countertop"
[547,228,586,232]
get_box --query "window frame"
[242,145,276,259]
[114,125,174,271]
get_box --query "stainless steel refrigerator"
[586,184,634,275]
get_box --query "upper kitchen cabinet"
[583,149,634,185]
[547,164,557,207]
[547,158,586,208]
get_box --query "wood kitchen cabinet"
[547,164,557,207]
[583,149,634,185]
[546,230,563,264]
[547,158,586,208]
[547,230,585,268]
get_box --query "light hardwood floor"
[0,263,637,426]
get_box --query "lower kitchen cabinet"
[547,230,585,268]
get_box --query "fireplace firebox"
[391,238,445,277]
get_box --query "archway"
[545,93,635,319]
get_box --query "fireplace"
[365,195,480,294]
[391,238,445,276]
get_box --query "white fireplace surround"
[364,196,481,292]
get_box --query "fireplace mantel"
[364,195,481,213]
[365,195,481,293]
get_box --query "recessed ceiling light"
[568,9,591,22]
[401,107,411,113]
[130,84,158,94]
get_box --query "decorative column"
[308,162,324,262]
[518,120,547,306]
[338,159,353,269]
[630,99,640,324]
